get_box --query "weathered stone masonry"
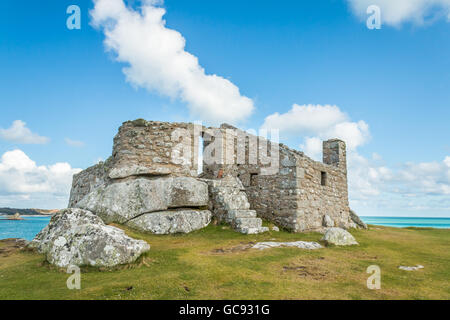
[201,124,353,232]
[69,120,200,208]
[69,119,357,233]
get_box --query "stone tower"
[323,139,347,171]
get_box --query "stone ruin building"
[68,119,364,236]
[29,119,366,268]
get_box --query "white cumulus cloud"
[262,104,370,159]
[90,0,254,124]
[347,0,450,26]
[262,104,348,135]
[349,153,450,216]
[300,137,323,160]
[0,150,81,208]
[0,120,50,144]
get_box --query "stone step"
[239,226,270,235]
[233,217,262,229]
[227,210,257,220]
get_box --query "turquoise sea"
[0,216,51,241]
[0,215,449,241]
[361,216,450,229]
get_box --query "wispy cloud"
[261,104,370,157]
[0,120,49,145]
[90,0,254,124]
[65,138,85,148]
[347,0,450,26]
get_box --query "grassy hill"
[0,224,448,300]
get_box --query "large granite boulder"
[349,210,368,229]
[29,208,150,268]
[126,210,212,235]
[108,165,171,179]
[321,227,358,246]
[76,177,208,224]
[169,178,209,208]
[322,215,334,228]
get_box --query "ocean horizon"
[0,216,51,241]
[361,216,450,229]
[0,214,448,241]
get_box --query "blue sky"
[0,0,449,216]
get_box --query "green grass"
[0,224,449,300]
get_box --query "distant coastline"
[361,216,450,229]
[0,208,58,216]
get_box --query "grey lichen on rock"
[321,227,358,246]
[125,210,212,235]
[29,208,150,268]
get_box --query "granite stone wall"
[111,119,201,179]
[201,124,352,232]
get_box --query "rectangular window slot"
[321,171,327,186]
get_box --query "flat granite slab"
[252,241,323,251]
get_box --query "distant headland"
[0,208,58,216]
[5,213,24,221]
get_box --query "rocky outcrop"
[204,176,268,234]
[350,210,368,229]
[76,177,208,224]
[321,227,358,246]
[7,213,24,221]
[68,158,112,208]
[322,215,334,228]
[108,165,172,179]
[29,209,150,268]
[125,210,212,235]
